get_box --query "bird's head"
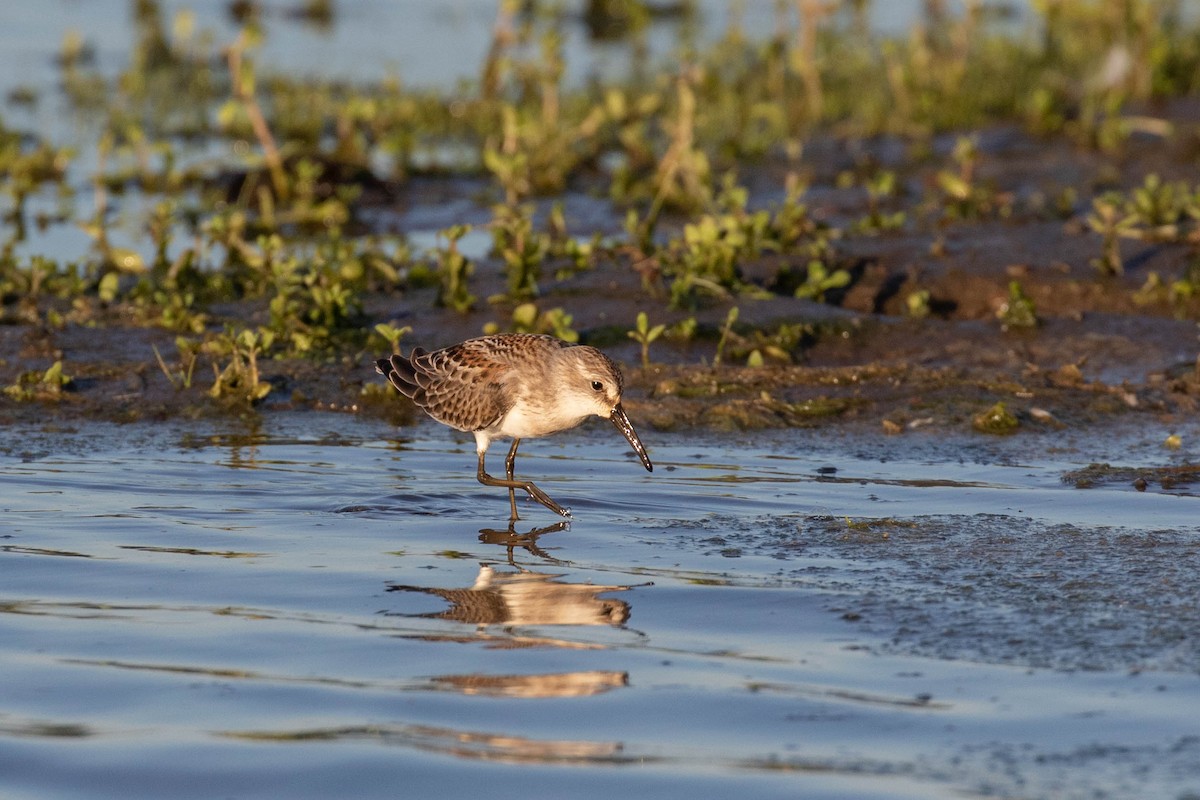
[564,347,653,473]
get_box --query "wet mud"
[5,122,1200,440]
[679,512,1200,673]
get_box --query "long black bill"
[610,403,653,472]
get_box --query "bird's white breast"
[496,399,593,440]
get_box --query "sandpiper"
[376,333,653,520]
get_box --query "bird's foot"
[525,483,571,518]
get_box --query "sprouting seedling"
[627,311,666,369]
[490,204,547,302]
[857,170,906,233]
[538,306,578,342]
[1086,194,1135,276]
[434,224,476,313]
[1127,173,1190,230]
[506,302,578,342]
[511,302,539,332]
[794,259,851,302]
[951,136,978,185]
[713,305,739,369]
[151,337,199,391]
[206,327,274,404]
[3,360,74,402]
[373,323,412,354]
[906,289,931,319]
[481,107,531,206]
[935,136,985,218]
[996,281,1037,330]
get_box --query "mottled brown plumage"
[376,334,652,520]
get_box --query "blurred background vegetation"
[2,0,1199,409]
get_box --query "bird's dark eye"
[591,380,604,392]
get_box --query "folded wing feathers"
[377,348,510,432]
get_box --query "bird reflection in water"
[429,671,627,699]
[387,519,637,627]
[477,519,570,565]
[387,562,631,628]
[384,521,637,700]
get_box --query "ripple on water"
[1,417,1199,799]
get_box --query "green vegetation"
[996,281,1038,331]
[973,401,1019,435]
[432,225,477,313]
[2,0,1199,425]
[4,360,72,402]
[627,311,666,369]
[205,327,273,405]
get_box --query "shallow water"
[3,415,1199,799]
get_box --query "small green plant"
[259,242,364,356]
[1086,194,1137,276]
[854,170,907,234]
[794,259,851,302]
[668,270,732,310]
[1137,257,1200,313]
[481,106,531,205]
[679,213,748,287]
[713,306,739,369]
[432,224,476,313]
[997,281,1038,330]
[141,288,208,334]
[721,321,809,368]
[503,302,579,342]
[769,175,818,250]
[627,311,666,369]
[151,337,200,391]
[973,401,1019,435]
[373,322,412,354]
[1171,258,1200,308]
[3,360,73,401]
[1127,174,1189,229]
[538,306,578,342]
[660,179,775,308]
[205,328,274,404]
[666,316,698,343]
[906,289,932,319]
[934,136,1006,219]
[491,205,548,302]
[545,203,598,277]
[510,302,539,332]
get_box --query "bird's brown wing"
[376,342,511,432]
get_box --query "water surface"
[3,415,1199,799]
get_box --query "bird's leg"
[505,438,520,520]
[476,444,571,521]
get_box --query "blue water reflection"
[2,416,1199,798]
